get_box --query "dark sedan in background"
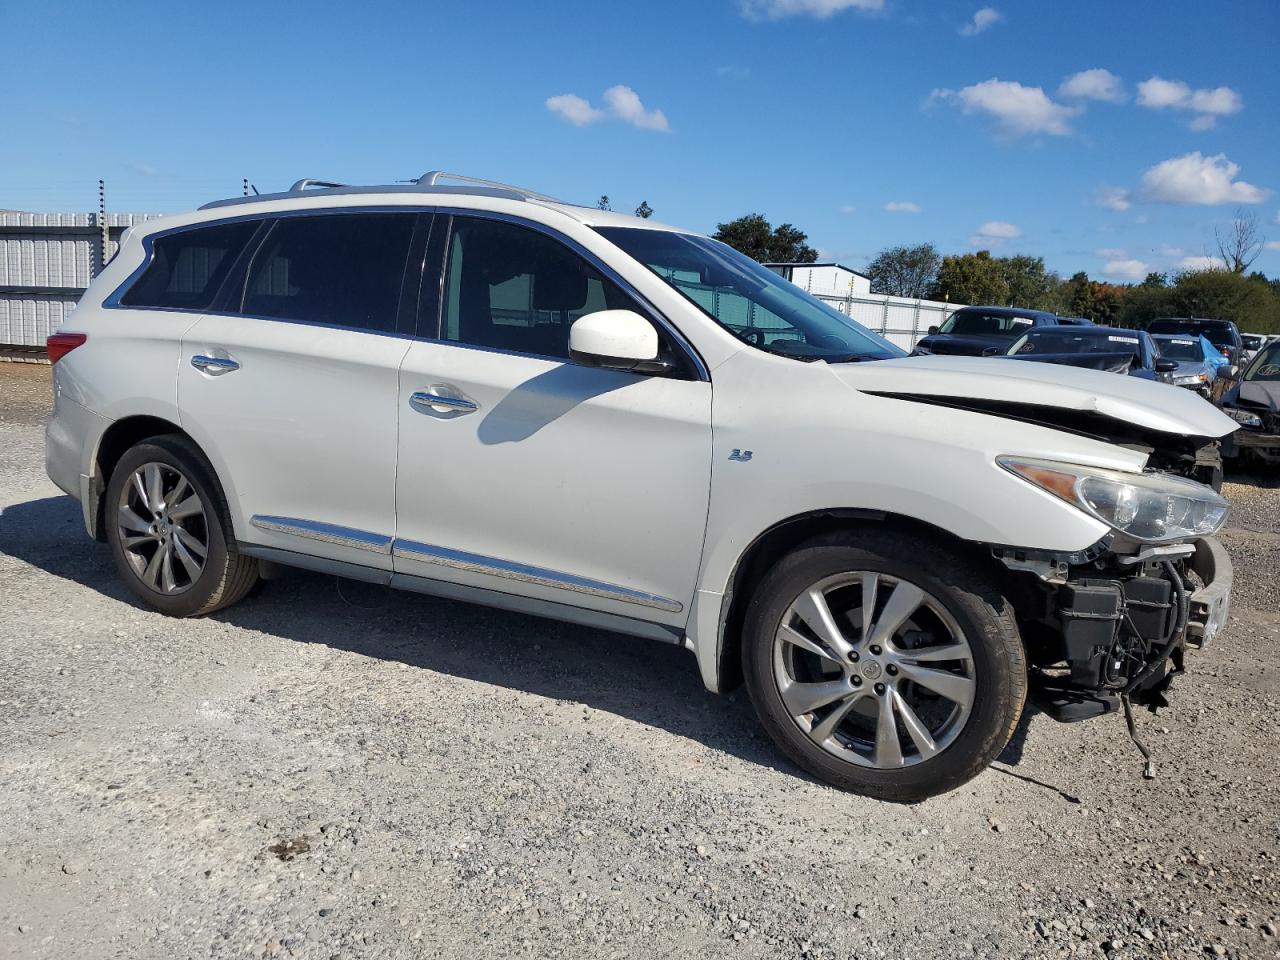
[911,306,1064,356]
[1219,339,1280,467]
[1004,326,1176,380]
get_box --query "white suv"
[45,173,1236,800]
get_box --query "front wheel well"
[716,510,1004,693]
[90,415,192,540]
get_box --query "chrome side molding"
[249,515,393,554]
[391,539,684,613]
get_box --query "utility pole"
[97,179,108,278]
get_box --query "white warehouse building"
[764,262,872,297]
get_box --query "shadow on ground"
[2,494,1059,795]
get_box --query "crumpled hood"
[1238,380,1280,413]
[833,354,1237,439]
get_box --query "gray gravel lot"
[1,362,1277,960]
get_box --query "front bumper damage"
[995,536,1232,723]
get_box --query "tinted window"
[1010,330,1141,356]
[1153,337,1205,362]
[242,214,415,332]
[121,220,258,310]
[441,218,634,360]
[941,310,1038,337]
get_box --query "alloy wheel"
[772,571,976,769]
[116,462,209,594]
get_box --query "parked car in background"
[1218,339,1280,467]
[1005,326,1175,381]
[1151,334,1229,397]
[911,306,1063,357]
[1146,317,1243,365]
[1240,333,1268,364]
[44,172,1237,802]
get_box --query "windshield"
[595,227,904,362]
[1245,342,1280,381]
[1153,337,1204,362]
[939,310,1037,337]
[1009,330,1141,357]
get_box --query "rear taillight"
[47,333,87,364]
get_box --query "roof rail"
[416,171,562,203]
[289,178,350,192]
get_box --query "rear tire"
[105,435,258,617]
[742,530,1026,802]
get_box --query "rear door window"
[121,220,259,310]
[241,213,416,333]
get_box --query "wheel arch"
[89,415,205,541]
[714,509,1005,694]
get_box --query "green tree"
[931,251,1009,305]
[712,214,818,263]
[597,195,611,211]
[998,254,1057,310]
[865,243,941,298]
[635,200,653,219]
[1168,268,1280,333]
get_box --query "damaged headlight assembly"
[1222,407,1263,429]
[997,457,1229,543]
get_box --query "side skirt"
[237,544,683,645]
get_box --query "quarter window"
[441,218,634,360]
[121,220,259,310]
[241,214,416,332]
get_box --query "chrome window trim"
[250,515,393,554]
[103,205,710,382]
[391,538,684,614]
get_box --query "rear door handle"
[191,355,240,375]
[410,388,478,414]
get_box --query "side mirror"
[1218,364,1242,382]
[569,310,663,372]
[1154,359,1179,373]
[927,325,940,336]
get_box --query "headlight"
[1173,373,1208,385]
[1223,407,1263,428]
[998,457,1229,543]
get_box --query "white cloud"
[931,79,1080,136]
[1103,259,1149,281]
[1140,152,1269,205]
[1096,247,1128,259]
[970,221,1021,246]
[839,204,856,215]
[884,201,921,213]
[1136,76,1243,129]
[603,85,670,131]
[716,65,751,79]
[1264,241,1280,252]
[1095,186,1132,211]
[1059,68,1125,104]
[1157,244,1187,258]
[739,0,882,19]
[129,162,159,177]
[546,86,670,131]
[545,94,604,127]
[959,6,1002,36]
[1179,255,1224,272]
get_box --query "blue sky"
[4,0,1278,281]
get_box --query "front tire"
[742,530,1026,802]
[105,435,258,617]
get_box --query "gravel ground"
[1,363,1277,960]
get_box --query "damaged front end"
[996,536,1232,724]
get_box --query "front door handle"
[410,388,478,414]
[191,354,240,375]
